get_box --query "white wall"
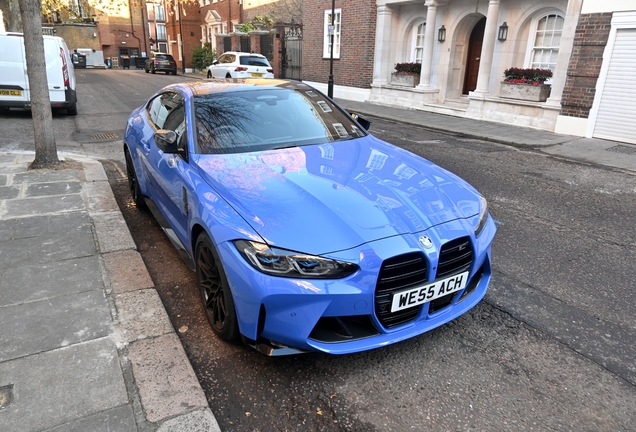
[582,0,636,14]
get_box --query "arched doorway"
[462,17,486,95]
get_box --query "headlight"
[475,195,489,237]
[234,240,358,279]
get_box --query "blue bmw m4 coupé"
[123,79,496,355]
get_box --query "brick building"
[302,0,636,144]
[302,0,376,100]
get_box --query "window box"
[500,82,551,102]
[390,72,420,87]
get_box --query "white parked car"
[206,52,274,79]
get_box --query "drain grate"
[606,145,636,155]
[92,133,119,140]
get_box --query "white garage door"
[592,28,636,144]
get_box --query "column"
[373,5,393,85]
[417,0,438,88]
[471,0,500,97]
[545,0,584,107]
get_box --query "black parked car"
[145,53,177,75]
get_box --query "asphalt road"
[2,69,635,431]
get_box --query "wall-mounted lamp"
[498,22,508,41]
[438,25,446,42]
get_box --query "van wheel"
[67,102,78,116]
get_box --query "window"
[529,13,564,71]
[412,21,426,63]
[154,4,165,22]
[156,23,166,41]
[323,9,341,58]
[157,43,168,53]
[366,150,388,170]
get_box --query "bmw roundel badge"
[419,236,433,249]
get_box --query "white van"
[0,32,77,115]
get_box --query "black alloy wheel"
[207,71,212,79]
[196,232,239,341]
[124,149,146,208]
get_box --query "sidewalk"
[335,98,636,173]
[0,152,220,431]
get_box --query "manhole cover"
[606,145,636,155]
[92,133,119,140]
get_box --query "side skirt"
[144,196,196,271]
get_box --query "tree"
[18,0,59,168]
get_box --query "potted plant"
[390,62,422,87]
[500,67,553,102]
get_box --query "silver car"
[206,52,274,79]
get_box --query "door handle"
[476,57,480,61]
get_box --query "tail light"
[154,60,161,65]
[60,48,69,87]
[267,68,274,73]
[234,67,248,72]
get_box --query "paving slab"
[84,180,121,212]
[92,211,136,253]
[0,289,113,362]
[0,193,86,218]
[12,212,92,238]
[103,249,154,294]
[156,408,221,432]
[0,255,102,306]
[0,337,128,432]
[0,225,96,271]
[24,181,82,197]
[116,289,174,343]
[128,333,208,423]
[44,404,137,432]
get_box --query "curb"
[81,155,220,431]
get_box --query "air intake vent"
[430,236,474,313]
[375,252,427,328]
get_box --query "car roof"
[222,51,266,58]
[164,79,314,97]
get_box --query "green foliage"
[238,15,275,33]
[192,44,216,71]
[394,62,422,75]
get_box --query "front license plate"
[0,89,22,97]
[390,271,470,312]
[251,73,264,77]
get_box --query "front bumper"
[218,216,496,355]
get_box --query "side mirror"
[154,130,179,153]
[212,60,219,65]
[351,113,371,131]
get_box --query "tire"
[145,68,149,73]
[172,70,177,75]
[196,232,239,341]
[207,71,212,79]
[151,66,156,74]
[124,149,146,208]
[225,73,232,79]
[66,102,78,116]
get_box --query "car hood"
[193,136,482,255]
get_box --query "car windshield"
[155,55,174,61]
[239,56,270,67]
[193,88,367,154]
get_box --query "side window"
[147,91,184,130]
[323,8,341,59]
